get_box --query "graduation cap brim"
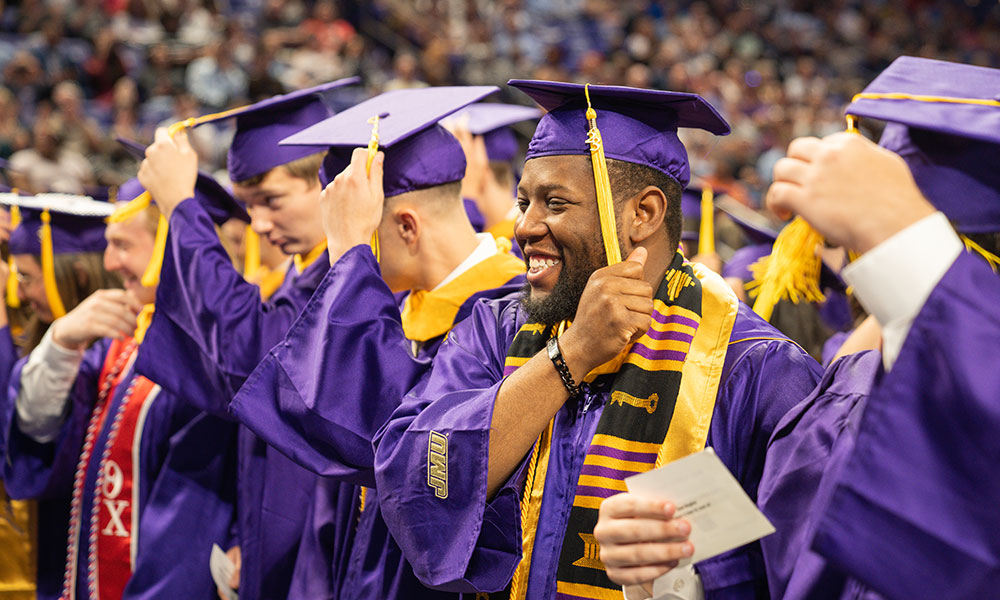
[445,103,543,135]
[280,86,500,148]
[507,80,731,136]
[115,137,249,224]
[192,77,360,126]
[0,192,114,217]
[845,56,1000,145]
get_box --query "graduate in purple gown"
[373,81,822,600]
[131,79,358,600]
[2,190,238,600]
[760,56,1000,599]
[232,86,527,599]
[0,193,120,600]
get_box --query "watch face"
[547,335,559,359]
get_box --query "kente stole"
[495,253,738,600]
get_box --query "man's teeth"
[529,256,560,270]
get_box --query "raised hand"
[559,246,654,380]
[321,147,385,264]
[50,289,143,350]
[138,127,200,220]
[767,132,935,254]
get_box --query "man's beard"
[519,238,606,326]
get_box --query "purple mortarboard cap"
[447,103,542,162]
[117,137,249,224]
[680,185,779,245]
[193,77,360,182]
[845,56,1000,233]
[3,193,113,255]
[722,243,772,282]
[282,86,499,198]
[507,80,730,188]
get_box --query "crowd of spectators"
[0,0,997,206]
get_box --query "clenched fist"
[559,247,654,379]
[767,132,935,254]
[50,289,143,350]
[138,127,200,220]
[321,148,385,264]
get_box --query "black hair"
[605,158,683,247]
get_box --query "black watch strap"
[547,336,579,398]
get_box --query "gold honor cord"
[697,185,715,256]
[6,203,20,308]
[243,225,261,280]
[585,84,622,266]
[108,104,253,287]
[366,115,381,263]
[39,208,67,319]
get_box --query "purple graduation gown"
[463,198,486,233]
[757,350,884,600]
[0,326,71,600]
[373,294,822,598]
[133,197,326,600]
[2,338,237,600]
[808,251,1000,598]
[231,245,525,599]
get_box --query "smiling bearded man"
[371,81,822,600]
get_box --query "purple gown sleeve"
[136,198,319,405]
[3,339,111,500]
[757,350,882,600]
[0,326,19,456]
[813,252,1000,598]
[231,246,431,486]
[373,298,526,593]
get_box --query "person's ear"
[627,185,667,245]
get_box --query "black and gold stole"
[496,252,738,600]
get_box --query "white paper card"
[210,543,239,600]
[625,447,775,570]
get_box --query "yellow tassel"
[961,234,1000,273]
[141,214,169,287]
[584,84,622,266]
[698,185,715,256]
[366,115,381,263]
[39,209,67,319]
[133,303,155,344]
[7,205,20,308]
[747,217,826,321]
[243,225,261,280]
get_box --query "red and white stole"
[64,338,160,600]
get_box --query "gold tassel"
[750,116,865,321]
[961,234,1000,273]
[243,225,261,280]
[39,208,67,319]
[747,217,826,321]
[366,115,381,262]
[697,185,715,256]
[584,84,622,266]
[7,205,20,308]
[142,214,169,287]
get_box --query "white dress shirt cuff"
[623,565,704,600]
[15,327,85,443]
[841,211,962,369]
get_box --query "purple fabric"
[132,198,327,600]
[722,243,771,282]
[463,198,486,232]
[483,127,519,162]
[845,56,1000,146]
[231,243,523,599]
[2,339,238,600]
[320,124,467,198]
[8,208,108,255]
[449,103,541,162]
[681,187,701,241]
[508,80,730,188]
[811,251,1000,598]
[283,86,498,197]
[213,78,359,182]
[758,350,883,600]
[373,295,821,597]
[879,122,1000,233]
[118,177,145,203]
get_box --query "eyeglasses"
[14,271,38,287]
